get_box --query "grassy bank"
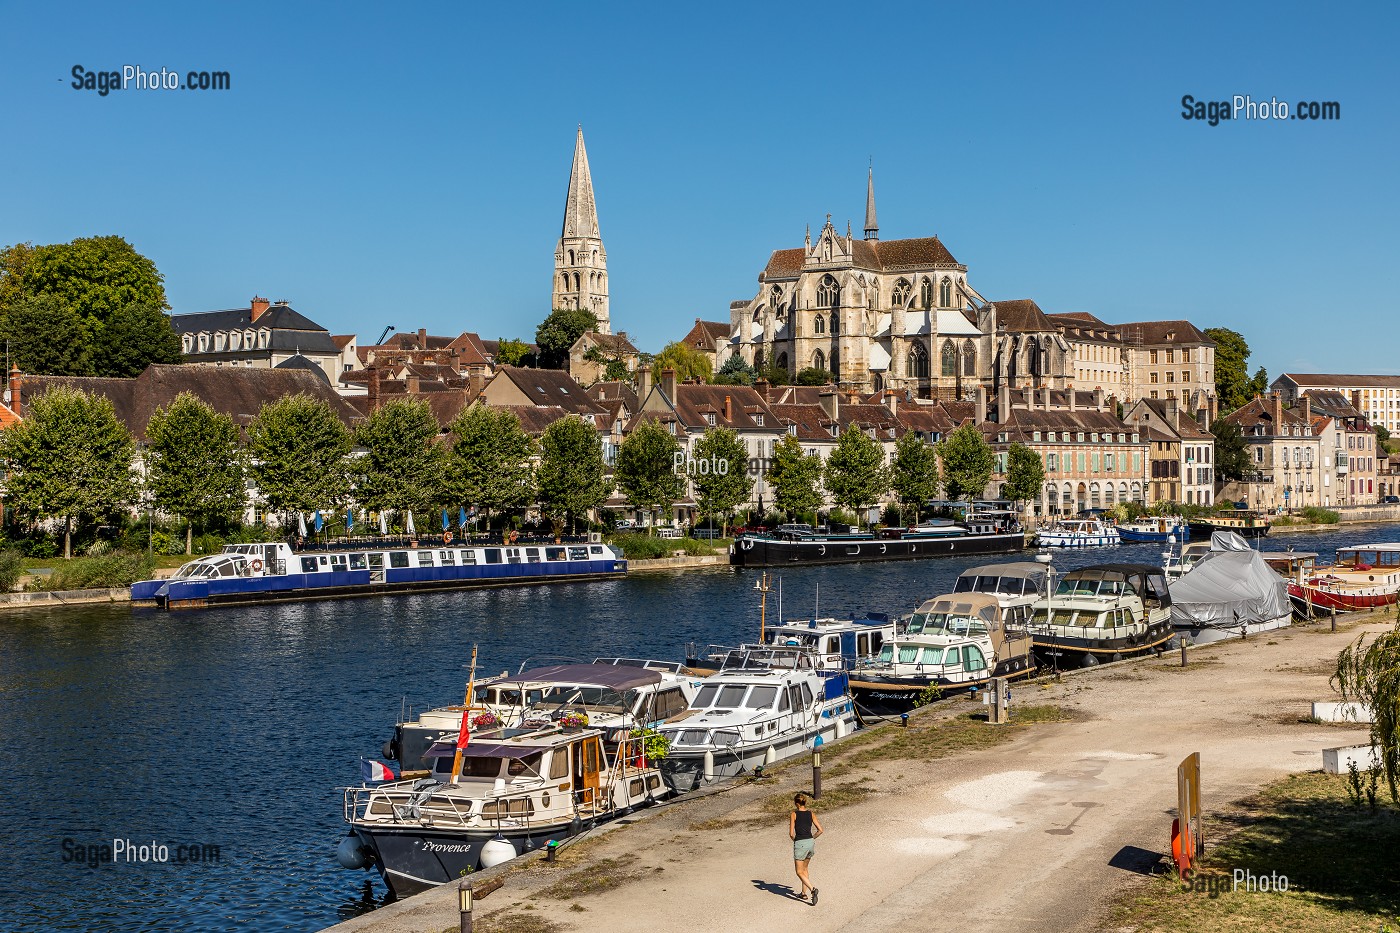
[606,534,728,559]
[1107,771,1400,932]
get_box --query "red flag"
[456,709,471,750]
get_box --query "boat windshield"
[1055,576,1125,598]
[692,683,778,710]
[907,612,987,637]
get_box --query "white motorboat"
[686,613,897,674]
[1036,519,1120,548]
[1170,534,1292,644]
[657,655,856,793]
[1029,564,1174,667]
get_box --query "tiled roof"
[496,404,574,436]
[20,363,361,442]
[990,299,1056,334]
[1048,312,1121,343]
[273,353,331,383]
[1280,373,1400,389]
[767,403,836,442]
[1223,396,1311,434]
[1115,320,1215,347]
[332,334,356,350]
[494,365,603,417]
[585,381,639,411]
[574,331,639,354]
[681,320,731,352]
[762,236,961,278]
[665,383,780,432]
[0,401,19,428]
[982,407,1137,444]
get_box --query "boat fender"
[480,834,518,868]
[336,835,371,870]
[741,538,753,551]
[251,558,263,572]
[443,531,454,544]
[381,740,396,761]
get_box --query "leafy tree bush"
[246,394,353,518]
[535,308,598,369]
[0,550,24,591]
[765,434,823,518]
[938,424,995,504]
[713,356,755,386]
[537,415,612,534]
[615,419,685,532]
[890,431,940,525]
[795,367,835,386]
[146,392,245,555]
[608,533,715,559]
[46,550,156,590]
[824,425,889,523]
[652,341,713,384]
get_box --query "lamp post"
[811,734,824,800]
[458,878,473,933]
[1036,551,1058,679]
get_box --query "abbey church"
[725,171,1072,399]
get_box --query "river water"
[2,527,1397,931]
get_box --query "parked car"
[1383,496,1400,504]
[612,519,637,530]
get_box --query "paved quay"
[324,611,1388,933]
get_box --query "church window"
[911,343,930,379]
[920,278,933,309]
[568,250,575,265]
[962,341,976,377]
[814,315,826,335]
[891,279,911,307]
[592,249,598,263]
[831,351,839,373]
[817,275,839,308]
[939,277,952,307]
[573,273,581,290]
[941,342,957,377]
[813,349,826,372]
[776,352,789,372]
[830,313,839,335]
[560,273,569,290]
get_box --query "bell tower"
[552,126,610,333]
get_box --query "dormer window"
[787,424,797,436]
[1033,431,1042,442]
[1132,433,1140,443]
[998,432,1009,443]
[1048,431,1056,442]
[1077,432,1086,443]
[755,415,764,427]
[1091,432,1099,443]
[1117,433,1125,443]
[668,421,676,436]
[707,413,716,426]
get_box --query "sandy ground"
[325,613,1387,933]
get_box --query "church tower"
[863,165,879,241]
[553,126,610,334]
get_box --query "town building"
[568,331,639,386]
[1218,395,1323,512]
[552,126,610,333]
[478,365,605,422]
[1303,390,1378,506]
[679,319,732,372]
[1047,312,1130,400]
[1272,373,1400,435]
[1123,397,1216,507]
[170,297,342,380]
[1115,320,1216,409]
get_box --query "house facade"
[170,297,341,380]
[1273,373,1400,435]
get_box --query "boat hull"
[659,710,854,794]
[1189,521,1269,539]
[729,533,1025,568]
[350,821,574,899]
[1287,581,1398,613]
[1036,532,1120,547]
[1116,527,1188,543]
[850,655,1036,717]
[1175,614,1292,645]
[1031,619,1174,668]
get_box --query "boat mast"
[755,571,771,644]
[449,644,479,786]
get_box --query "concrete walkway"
[325,613,1387,933]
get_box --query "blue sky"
[3,1,1396,374]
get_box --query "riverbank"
[0,585,130,608]
[321,609,1390,933]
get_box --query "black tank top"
[793,809,813,840]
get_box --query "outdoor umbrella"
[405,511,416,536]
[298,513,307,538]
[314,511,324,533]
[459,507,468,530]
[347,509,354,533]
[442,509,450,531]
[379,511,388,535]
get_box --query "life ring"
[443,531,454,544]
[741,538,753,550]
[250,558,263,572]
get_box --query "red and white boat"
[1286,544,1400,613]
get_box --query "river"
[1,527,1396,931]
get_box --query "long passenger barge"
[131,537,627,610]
[729,513,1025,568]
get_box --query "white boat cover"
[1170,537,1289,628]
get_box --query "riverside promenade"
[324,612,1386,933]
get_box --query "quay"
[321,610,1385,933]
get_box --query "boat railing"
[297,533,593,553]
[1024,618,1149,641]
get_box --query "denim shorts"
[793,838,815,861]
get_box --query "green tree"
[651,341,713,384]
[0,386,136,558]
[495,338,531,367]
[1377,424,1392,454]
[603,359,630,382]
[824,425,890,524]
[145,392,245,554]
[444,405,535,529]
[890,431,940,524]
[757,362,791,386]
[615,418,685,532]
[535,308,598,369]
[352,398,446,518]
[690,427,754,533]
[94,303,183,377]
[765,433,824,518]
[1211,418,1254,482]
[938,423,995,504]
[0,235,168,327]
[795,367,835,386]
[1002,442,1046,511]
[1333,624,1400,801]
[713,356,755,387]
[246,394,353,518]
[0,294,92,375]
[1204,327,1269,414]
[537,415,612,534]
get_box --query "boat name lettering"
[420,841,476,854]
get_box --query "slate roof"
[171,302,326,335]
[492,365,603,417]
[274,353,331,383]
[1280,373,1400,389]
[1302,389,1367,422]
[681,320,731,352]
[1048,312,1121,343]
[1115,320,1215,347]
[20,364,361,441]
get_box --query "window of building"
[892,279,911,307]
[919,278,933,308]
[1182,348,1191,362]
[814,314,825,335]
[1166,371,1175,383]
[1182,371,1190,383]
[941,342,957,376]
[910,343,929,379]
[1149,350,1158,364]
[1046,452,1057,471]
[962,342,976,377]
[1166,349,1175,363]
[817,275,839,308]
[755,414,764,427]
[812,349,825,372]
[1150,372,1158,384]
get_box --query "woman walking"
[788,792,823,904]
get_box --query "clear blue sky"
[3,1,1396,374]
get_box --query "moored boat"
[1285,543,1400,613]
[1028,564,1174,667]
[729,507,1024,567]
[685,614,896,674]
[131,537,626,610]
[1188,509,1270,539]
[1169,533,1292,644]
[1036,518,1120,548]
[1115,516,1189,543]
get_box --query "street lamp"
[458,878,473,933]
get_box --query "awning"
[424,741,541,760]
[498,663,663,691]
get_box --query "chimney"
[1093,387,1105,411]
[1068,384,1077,413]
[997,382,1010,424]
[638,365,653,400]
[7,366,20,418]
[884,389,897,416]
[250,296,270,322]
[405,374,420,393]
[1302,394,1311,425]
[975,386,987,424]
[724,394,733,421]
[754,378,770,398]
[660,368,678,400]
[1164,395,1179,428]
[417,327,428,350]
[469,370,485,397]
[1206,393,1218,425]
[367,367,380,413]
[1042,384,1052,411]
[819,389,839,422]
[1352,389,1362,411]
[1270,392,1284,430]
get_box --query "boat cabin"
[760,615,895,669]
[473,663,694,732]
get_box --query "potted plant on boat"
[471,712,500,730]
[629,727,670,767]
[559,711,589,732]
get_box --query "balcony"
[1336,450,1349,474]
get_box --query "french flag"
[361,759,397,783]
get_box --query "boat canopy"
[1057,564,1172,608]
[954,562,1048,594]
[1169,549,1289,628]
[423,740,545,760]
[498,663,663,691]
[914,592,1002,622]
[1209,531,1253,552]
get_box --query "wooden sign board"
[1174,752,1202,877]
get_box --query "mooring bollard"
[1331,606,1337,632]
[900,712,909,728]
[811,735,823,800]
[1181,643,1188,668]
[458,879,473,933]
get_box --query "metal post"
[458,879,473,933]
[811,735,823,800]
[1180,643,1188,668]
[1331,606,1337,632]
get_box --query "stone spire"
[553,126,609,333]
[562,125,600,239]
[864,165,879,241]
